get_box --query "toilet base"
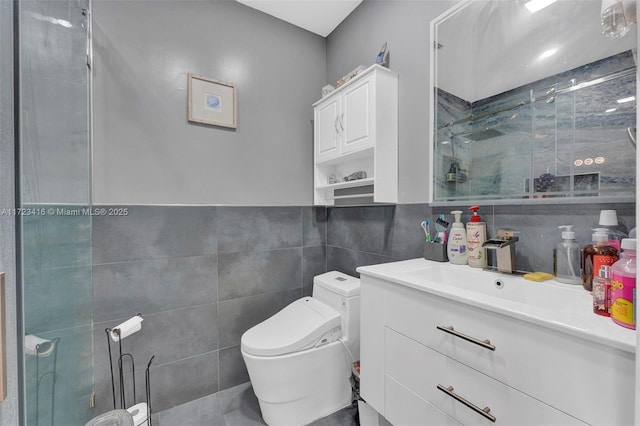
[258,396,350,426]
[242,341,351,426]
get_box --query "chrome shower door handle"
[436,325,495,351]
[437,384,496,423]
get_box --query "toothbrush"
[421,220,432,243]
[435,214,449,243]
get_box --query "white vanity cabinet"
[358,262,636,426]
[313,65,398,205]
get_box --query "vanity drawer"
[386,328,587,426]
[384,283,635,425]
[385,374,462,426]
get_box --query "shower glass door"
[18,0,93,424]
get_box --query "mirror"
[430,0,637,204]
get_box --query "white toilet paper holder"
[29,335,61,426]
[105,314,155,426]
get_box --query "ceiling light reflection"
[525,0,558,13]
[538,48,557,60]
[617,96,635,104]
[26,11,72,28]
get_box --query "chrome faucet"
[482,229,520,274]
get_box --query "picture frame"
[188,73,237,129]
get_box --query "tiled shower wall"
[435,51,636,200]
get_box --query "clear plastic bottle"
[553,225,582,284]
[582,228,618,291]
[598,210,627,251]
[593,265,611,316]
[447,211,468,265]
[611,238,636,329]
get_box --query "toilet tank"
[313,271,361,360]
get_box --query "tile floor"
[156,382,359,426]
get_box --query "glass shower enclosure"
[17,0,94,424]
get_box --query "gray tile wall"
[87,200,635,426]
[326,202,636,277]
[91,205,327,416]
[24,201,635,424]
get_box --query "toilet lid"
[241,297,340,357]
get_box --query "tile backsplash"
[326,202,635,276]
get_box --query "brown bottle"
[582,228,618,291]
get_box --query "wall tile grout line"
[91,253,219,267]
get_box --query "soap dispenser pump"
[467,206,487,268]
[447,211,468,265]
[553,225,582,284]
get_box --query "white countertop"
[357,258,636,354]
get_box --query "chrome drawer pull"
[437,384,496,423]
[436,325,496,351]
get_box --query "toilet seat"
[241,297,340,357]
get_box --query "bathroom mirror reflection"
[431,0,637,203]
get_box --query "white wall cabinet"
[313,65,398,205]
[358,267,635,426]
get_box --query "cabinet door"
[314,95,341,162]
[384,283,635,426]
[341,77,374,154]
[385,375,462,426]
[386,328,588,426]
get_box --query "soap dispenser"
[467,206,487,268]
[447,211,468,265]
[553,225,582,284]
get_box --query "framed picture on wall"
[188,73,237,129]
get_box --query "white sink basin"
[357,258,635,353]
[401,264,583,310]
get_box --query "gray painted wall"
[0,0,19,424]
[92,0,326,205]
[326,0,453,203]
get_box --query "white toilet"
[241,271,361,426]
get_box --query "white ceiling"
[236,0,362,37]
